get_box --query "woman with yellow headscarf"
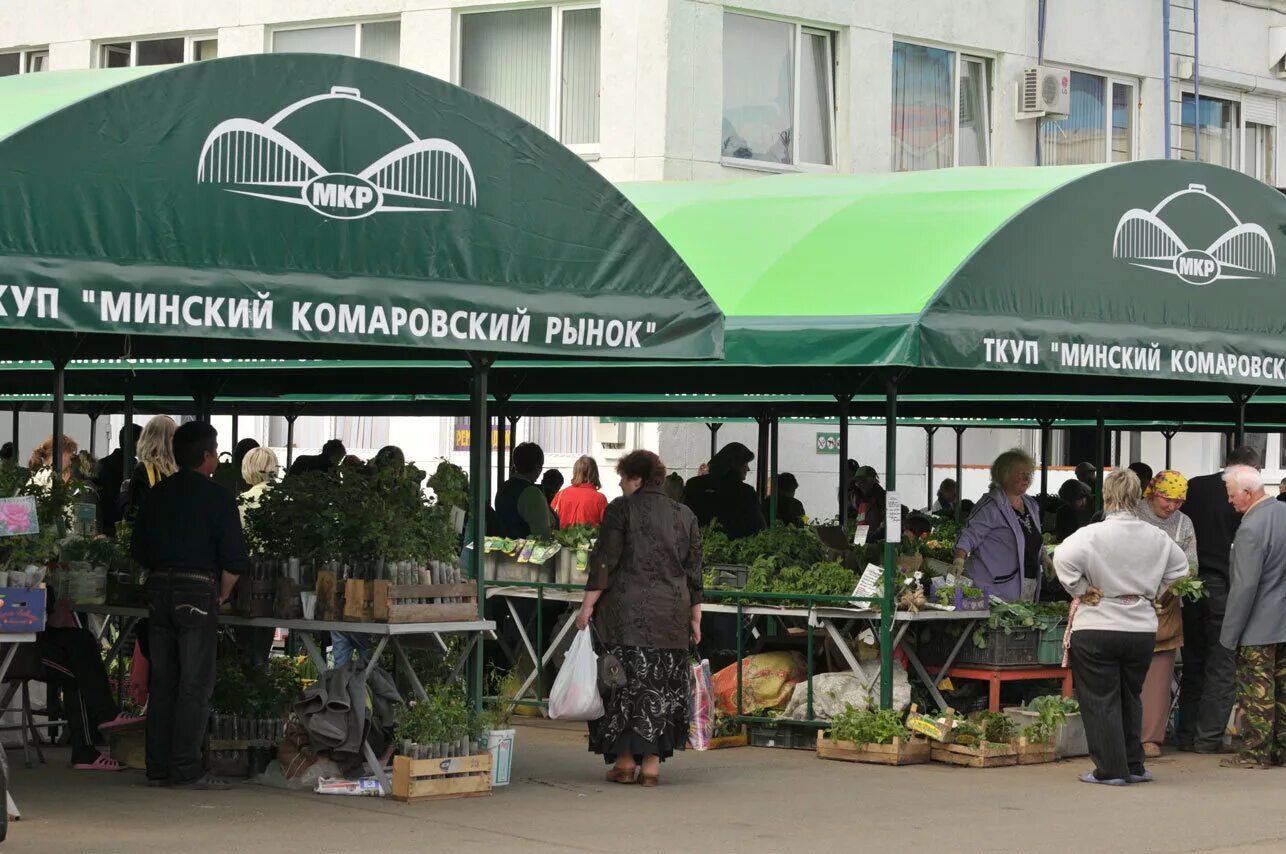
[1135,470,1198,758]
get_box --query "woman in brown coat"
[1134,470,1197,758]
[575,450,702,787]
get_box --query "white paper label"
[887,491,902,543]
[853,524,869,546]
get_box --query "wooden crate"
[341,580,392,622]
[315,569,339,622]
[1013,736,1057,765]
[108,728,146,770]
[707,729,749,750]
[392,753,493,803]
[815,731,931,766]
[384,583,479,623]
[930,741,1018,768]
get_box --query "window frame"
[455,3,602,156]
[0,47,51,76]
[890,38,995,170]
[96,33,217,68]
[1180,88,1242,170]
[1245,121,1276,186]
[719,12,838,173]
[268,18,401,60]
[1039,69,1139,166]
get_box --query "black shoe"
[171,774,232,791]
[1193,743,1235,755]
[145,778,169,788]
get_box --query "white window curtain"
[958,57,989,166]
[798,31,834,165]
[722,13,794,164]
[1247,123,1276,185]
[1111,82,1133,162]
[1181,93,1238,167]
[461,9,552,132]
[360,21,401,65]
[560,8,601,146]
[273,25,357,56]
[891,42,954,171]
[1041,72,1106,166]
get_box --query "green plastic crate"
[1037,622,1068,666]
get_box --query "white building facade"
[4,0,1284,506]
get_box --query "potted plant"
[475,668,521,786]
[817,703,929,766]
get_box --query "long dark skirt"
[588,646,690,765]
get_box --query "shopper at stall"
[552,455,608,528]
[576,449,701,787]
[683,442,764,539]
[27,626,128,771]
[953,449,1048,602]
[27,434,79,490]
[132,421,248,790]
[1218,464,1286,769]
[128,415,178,510]
[238,447,280,526]
[762,472,807,527]
[1055,479,1093,542]
[1278,477,1286,503]
[1055,469,1188,785]
[214,438,259,494]
[541,468,565,505]
[494,442,555,538]
[1134,470,1197,758]
[1129,462,1155,489]
[1177,445,1260,753]
[1076,462,1097,490]
[96,423,142,535]
[287,438,346,476]
[929,478,958,517]
[0,442,13,467]
[663,472,685,503]
[851,466,889,541]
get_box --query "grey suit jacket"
[1221,497,1286,649]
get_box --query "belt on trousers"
[146,569,217,586]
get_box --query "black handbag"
[590,624,627,694]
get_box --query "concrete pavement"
[3,720,1283,853]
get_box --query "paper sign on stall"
[886,491,902,543]
[853,525,869,546]
[853,564,883,600]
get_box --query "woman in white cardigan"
[1054,469,1188,786]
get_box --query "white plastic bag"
[548,627,605,721]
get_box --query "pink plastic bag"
[688,659,713,750]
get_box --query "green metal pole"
[805,613,814,720]
[880,376,899,709]
[736,599,744,719]
[469,357,491,715]
[954,427,965,524]
[924,426,937,511]
[1094,415,1106,513]
[1039,419,1052,497]
[768,415,779,525]
[536,587,545,704]
[838,395,851,527]
[755,415,769,499]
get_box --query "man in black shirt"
[95,423,141,536]
[287,438,345,477]
[1177,445,1259,753]
[132,421,248,789]
[684,442,765,539]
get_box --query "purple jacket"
[956,489,1042,602]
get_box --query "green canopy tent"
[0,57,725,709]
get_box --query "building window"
[891,42,990,171]
[99,35,217,67]
[721,13,835,168]
[1181,92,1239,168]
[0,48,50,76]
[1041,72,1136,165]
[460,6,601,150]
[1246,122,1276,186]
[272,20,401,64]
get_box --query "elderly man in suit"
[1220,464,1286,769]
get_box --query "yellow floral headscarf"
[1145,470,1188,500]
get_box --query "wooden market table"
[928,664,1074,712]
[75,604,494,793]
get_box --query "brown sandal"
[639,774,659,788]
[606,767,638,784]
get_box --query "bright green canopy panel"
[622,160,1286,387]
[0,58,723,361]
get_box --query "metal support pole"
[122,387,135,480]
[707,422,721,463]
[1114,429,1122,468]
[924,426,938,510]
[468,357,492,715]
[285,415,298,469]
[1194,0,1201,161]
[838,395,852,527]
[755,416,769,500]
[52,359,66,483]
[1163,0,1172,159]
[9,407,17,460]
[231,406,239,450]
[1039,419,1053,497]
[195,395,212,424]
[1094,415,1106,513]
[89,414,98,459]
[768,416,779,525]
[880,377,899,709]
[954,427,966,523]
[1232,392,1251,448]
[1163,430,1176,470]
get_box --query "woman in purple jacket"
[953,449,1050,602]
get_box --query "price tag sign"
[853,524,869,546]
[887,491,902,543]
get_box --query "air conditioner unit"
[1270,27,1286,78]
[595,421,626,448]
[1017,66,1071,119]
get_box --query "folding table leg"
[391,638,429,703]
[989,674,1002,712]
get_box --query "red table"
[928,665,1073,712]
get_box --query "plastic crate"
[748,723,815,750]
[709,564,749,589]
[954,627,1040,667]
[1037,622,1068,665]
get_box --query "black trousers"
[1177,574,1237,750]
[1069,629,1154,781]
[146,581,218,784]
[38,627,119,757]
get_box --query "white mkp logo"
[197,86,478,220]
[1111,183,1275,286]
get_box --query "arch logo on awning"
[197,86,477,220]
[1112,183,1275,285]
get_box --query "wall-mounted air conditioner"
[1016,66,1071,120]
